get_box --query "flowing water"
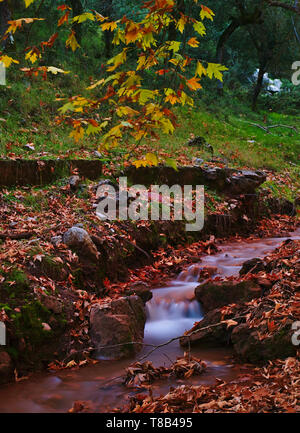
[0,228,299,412]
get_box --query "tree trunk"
[252,65,266,111]
[216,19,240,95]
[70,0,83,44]
[0,0,12,49]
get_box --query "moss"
[1,267,29,296]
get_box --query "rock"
[227,170,266,195]
[194,158,204,166]
[267,197,296,216]
[24,143,35,151]
[195,280,261,312]
[63,227,99,263]
[69,175,81,191]
[51,235,62,247]
[42,323,51,332]
[93,150,103,159]
[239,258,265,276]
[126,282,152,303]
[256,277,273,291]
[0,351,13,384]
[180,308,228,347]
[90,295,146,360]
[231,321,296,363]
[41,295,63,314]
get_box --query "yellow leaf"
[101,21,117,32]
[206,63,228,81]
[200,5,215,21]
[25,49,41,64]
[187,37,199,47]
[70,126,84,142]
[73,12,95,23]
[176,16,186,34]
[145,153,158,166]
[160,117,174,134]
[0,55,19,67]
[86,78,105,89]
[66,31,80,51]
[116,106,139,117]
[167,41,181,53]
[193,21,206,36]
[195,61,206,77]
[106,49,127,72]
[24,0,35,7]
[132,159,149,168]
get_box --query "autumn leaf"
[206,63,228,81]
[145,153,158,166]
[73,12,95,23]
[58,11,70,27]
[101,21,118,32]
[200,5,215,21]
[195,61,207,77]
[0,55,19,67]
[188,37,200,47]
[186,76,202,91]
[66,31,80,51]
[47,66,70,75]
[193,20,206,36]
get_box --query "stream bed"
[0,228,299,413]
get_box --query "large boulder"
[195,279,261,312]
[90,295,146,360]
[63,227,99,263]
[231,321,296,363]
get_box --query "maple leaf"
[186,76,202,91]
[66,31,80,51]
[0,55,19,67]
[73,12,95,23]
[24,0,35,7]
[176,16,187,34]
[101,21,118,32]
[145,153,158,166]
[58,11,70,27]
[188,37,200,48]
[195,61,206,77]
[200,5,215,21]
[206,63,228,81]
[193,20,206,36]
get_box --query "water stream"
[0,228,299,412]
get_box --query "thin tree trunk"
[252,65,266,111]
[70,0,83,44]
[0,0,12,49]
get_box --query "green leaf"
[165,158,178,171]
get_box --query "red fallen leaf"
[103,277,111,288]
[267,320,277,332]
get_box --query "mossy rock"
[0,267,29,297]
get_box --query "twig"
[243,121,298,134]
[92,315,246,362]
